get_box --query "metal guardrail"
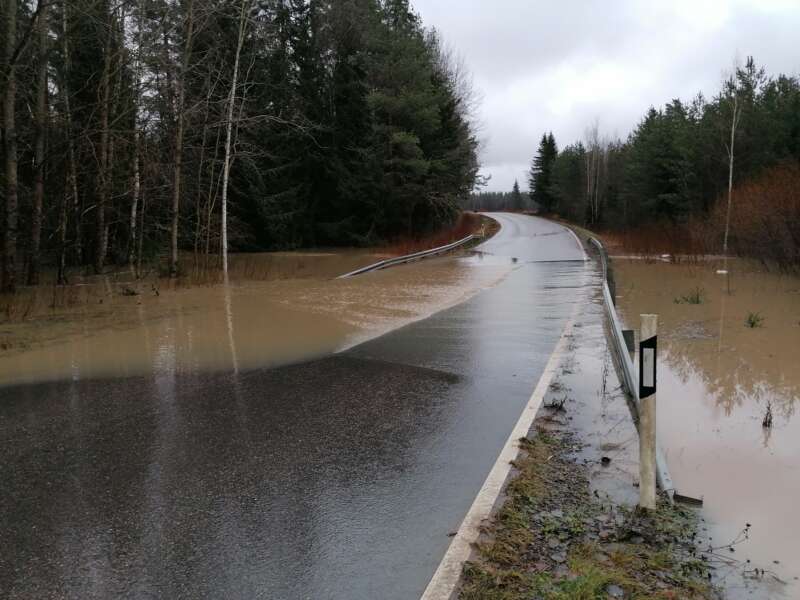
[589,237,675,502]
[336,234,476,279]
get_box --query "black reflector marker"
[639,335,657,399]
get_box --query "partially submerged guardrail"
[589,237,675,502]
[337,234,476,279]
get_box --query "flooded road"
[0,251,510,387]
[0,214,590,600]
[614,259,800,598]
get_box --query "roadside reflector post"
[638,314,658,510]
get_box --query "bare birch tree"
[220,0,252,276]
[584,121,605,225]
[722,76,742,262]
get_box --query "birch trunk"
[221,0,250,276]
[130,128,140,271]
[722,93,740,257]
[137,190,146,277]
[129,9,144,272]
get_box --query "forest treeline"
[0,0,480,292]
[463,180,531,212]
[526,58,799,265]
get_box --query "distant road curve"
[478,212,587,262]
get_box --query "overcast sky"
[412,0,800,192]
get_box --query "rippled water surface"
[615,258,800,598]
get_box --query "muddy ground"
[461,429,720,600]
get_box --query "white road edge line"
[562,223,588,262]
[420,308,578,600]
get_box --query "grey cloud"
[414,0,800,191]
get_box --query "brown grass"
[600,220,710,259]
[380,211,487,256]
[0,283,110,324]
[600,163,800,271]
[715,162,800,269]
[176,254,313,287]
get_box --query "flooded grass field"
[614,258,800,598]
[0,249,511,388]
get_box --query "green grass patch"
[674,287,705,304]
[745,312,764,328]
[459,428,720,600]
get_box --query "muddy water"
[614,259,800,598]
[181,249,391,283]
[0,252,511,387]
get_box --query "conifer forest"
[0,0,480,292]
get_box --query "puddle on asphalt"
[614,258,800,598]
[0,251,512,387]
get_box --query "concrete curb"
[336,235,476,279]
[588,236,675,502]
[420,307,580,600]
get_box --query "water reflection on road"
[615,259,800,598]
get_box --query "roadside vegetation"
[745,312,765,328]
[0,0,480,295]
[471,58,799,271]
[674,287,705,305]
[597,163,799,271]
[461,429,720,600]
[380,212,495,256]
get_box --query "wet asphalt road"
[0,214,589,600]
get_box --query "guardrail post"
[639,314,658,510]
[589,236,673,503]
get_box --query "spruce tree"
[528,132,558,212]
[511,179,523,210]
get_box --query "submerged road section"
[0,214,589,600]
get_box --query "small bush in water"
[674,287,705,305]
[745,312,765,328]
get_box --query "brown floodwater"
[0,251,511,387]
[614,258,800,598]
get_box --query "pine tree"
[528,132,558,213]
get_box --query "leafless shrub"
[713,162,800,271]
[380,212,484,256]
[600,163,799,271]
